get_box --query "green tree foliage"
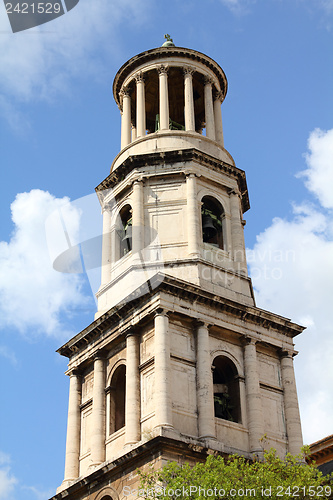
[138,448,333,500]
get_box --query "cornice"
[57,274,305,360]
[95,148,250,213]
[113,46,228,108]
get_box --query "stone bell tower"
[50,37,304,500]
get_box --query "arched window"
[110,365,126,433]
[116,204,132,259]
[213,356,241,423]
[201,196,224,249]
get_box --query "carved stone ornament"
[214,90,225,103]
[134,71,145,83]
[157,64,169,75]
[203,75,215,86]
[183,65,195,76]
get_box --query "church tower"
[50,38,304,500]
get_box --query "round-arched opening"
[116,204,132,258]
[213,356,241,423]
[110,364,126,432]
[201,196,224,249]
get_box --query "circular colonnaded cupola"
[113,34,232,167]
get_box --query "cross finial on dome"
[162,34,175,47]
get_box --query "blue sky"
[0,0,333,498]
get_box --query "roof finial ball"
[162,34,175,47]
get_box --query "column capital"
[93,349,106,362]
[228,187,241,197]
[120,85,131,98]
[67,367,82,378]
[157,64,169,76]
[185,171,198,179]
[280,349,297,359]
[183,65,195,76]
[134,71,145,83]
[242,336,258,347]
[155,307,169,317]
[203,75,214,86]
[195,320,211,330]
[214,90,225,103]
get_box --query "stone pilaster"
[243,338,264,455]
[280,350,303,455]
[186,173,200,258]
[125,332,141,445]
[204,77,216,141]
[183,66,195,132]
[196,322,215,439]
[101,208,111,286]
[90,353,106,466]
[63,369,81,482]
[154,309,173,429]
[132,179,144,254]
[158,65,169,131]
[229,188,247,274]
[135,72,146,138]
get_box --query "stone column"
[196,322,215,439]
[90,353,106,466]
[154,310,173,429]
[120,87,131,149]
[243,338,264,455]
[135,72,146,138]
[229,188,247,274]
[132,179,144,254]
[280,351,303,455]
[125,332,141,445]
[132,125,137,141]
[63,369,81,482]
[184,66,195,132]
[204,77,216,141]
[101,208,111,286]
[214,90,224,147]
[158,65,169,131]
[186,173,200,258]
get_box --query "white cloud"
[298,128,333,210]
[247,128,333,444]
[0,189,93,338]
[0,453,17,500]
[0,345,18,367]
[0,0,150,121]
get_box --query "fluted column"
[63,369,81,482]
[90,353,106,466]
[101,208,111,286]
[214,90,224,147]
[186,173,200,258]
[196,322,215,439]
[125,332,141,445]
[120,87,131,149]
[184,66,195,132]
[243,338,264,455]
[135,72,146,138]
[154,310,173,429]
[132,179,144,254]
[280,351,303,455]
[204,77,215,141]
[158,65,169,131]
[229,188,247,274]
